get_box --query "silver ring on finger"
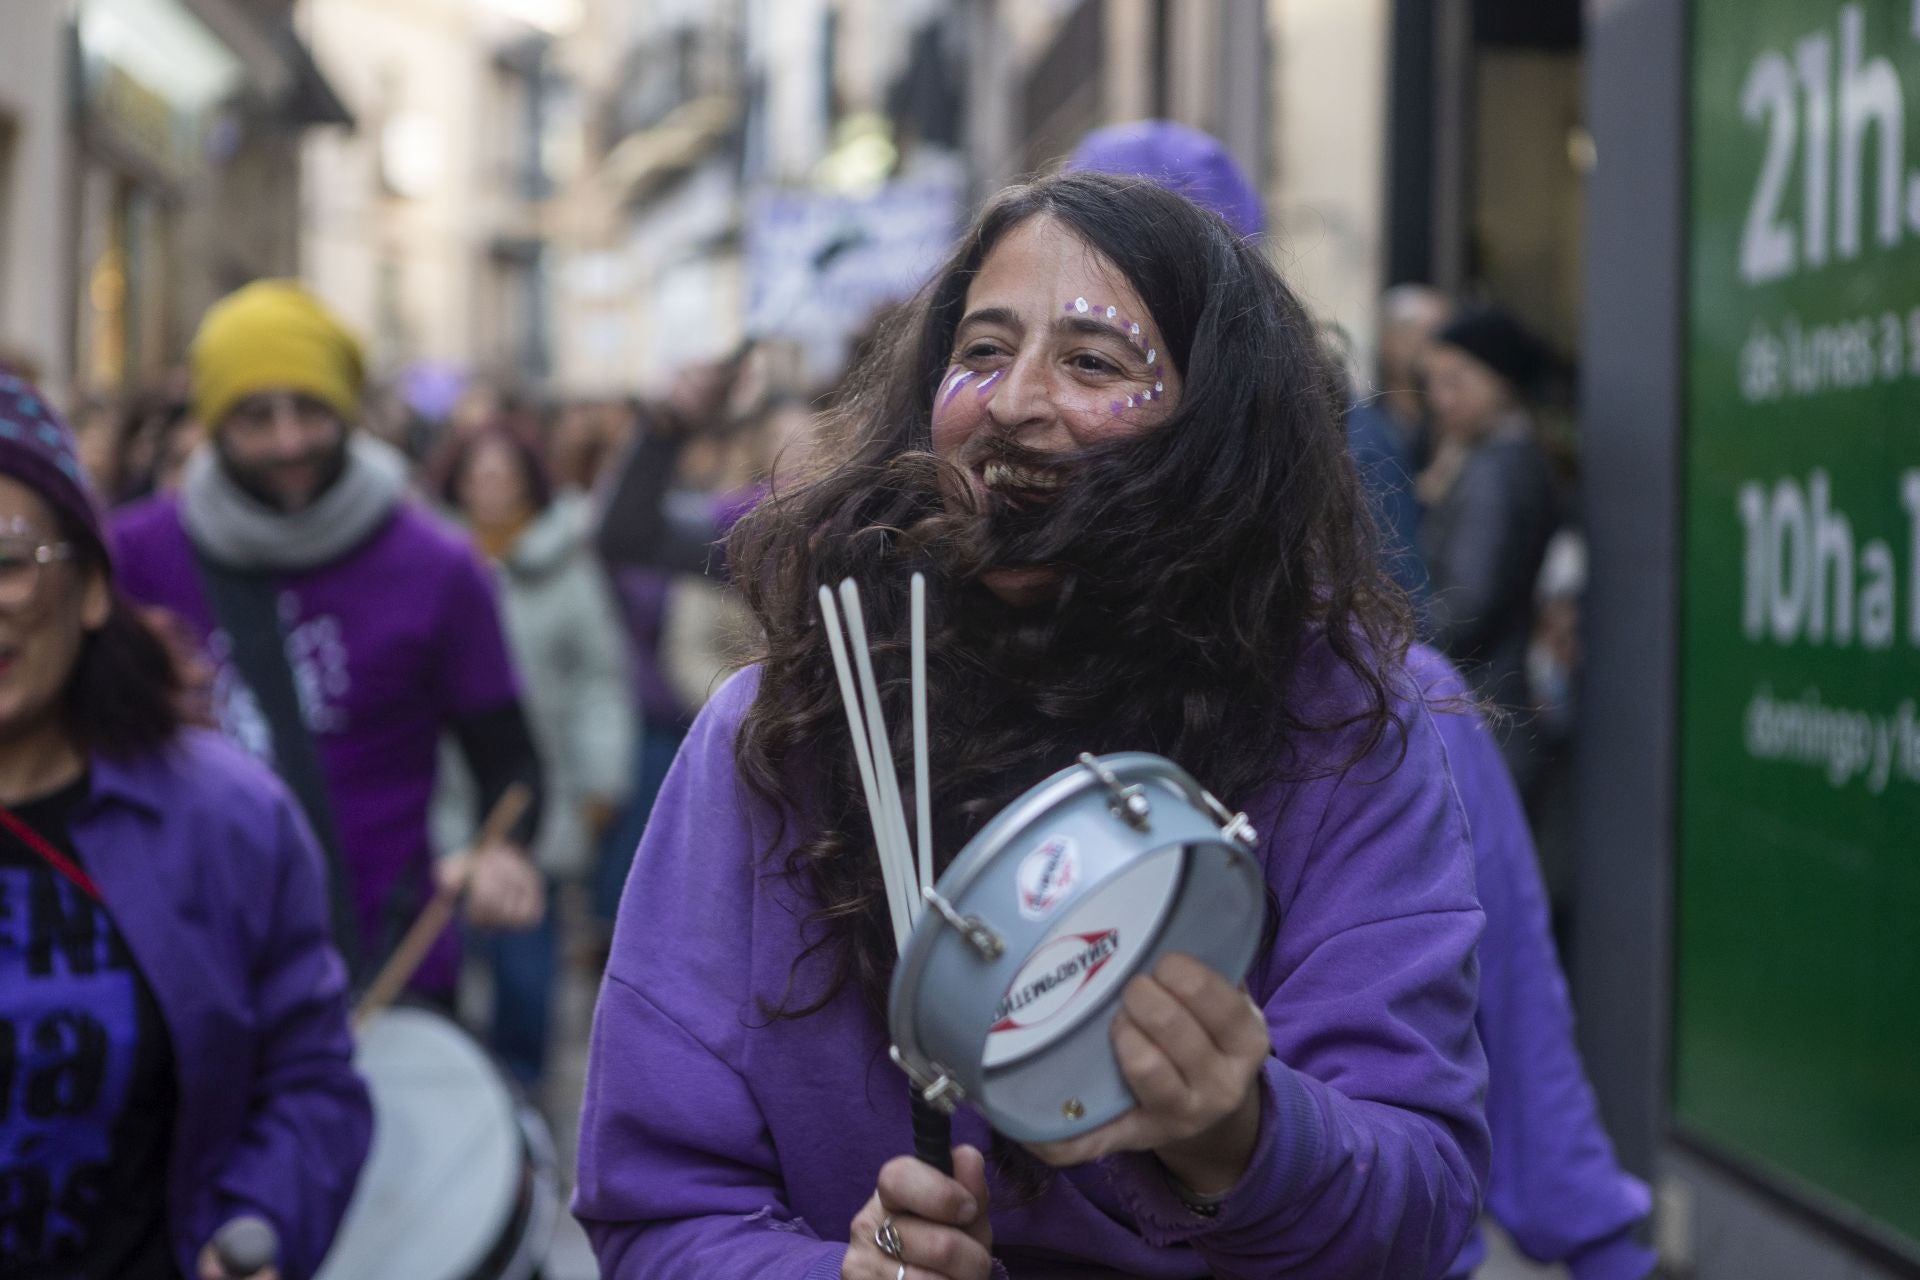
[874,1214,904,1260]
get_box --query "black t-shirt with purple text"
[0,775,177,1278]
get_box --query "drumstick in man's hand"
[352,783,531,1030]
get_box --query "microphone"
[213,1216,279,1278]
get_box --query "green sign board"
[1682,0,1920,1248]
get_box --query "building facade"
[300,0,563,387]
[1,0,344,402]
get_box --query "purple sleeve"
[1103,696,1491,1279]
[206,793,372,1280]
[1440,708,1655,1280]
[571,674,846,1279]
[433,544,522,715]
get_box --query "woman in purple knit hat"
[0,374,369,1280]
[575,171,1488,1278]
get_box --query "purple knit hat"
[1065,120,1266,239]
[0,372,109,562]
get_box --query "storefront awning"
[78,0,352,128]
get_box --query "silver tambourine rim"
[887,751,1231,1098]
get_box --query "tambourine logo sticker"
[988,930,1122,1035]
[1017,835,1079,918]
[979,843,1184,1069]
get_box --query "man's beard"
[217,437,351,513]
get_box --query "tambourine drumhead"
[889,753,1265,1144]
[316,1006,558,1280]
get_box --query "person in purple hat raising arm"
[0,374,369,1280]
[1073,120,1654,1280]
[575,171,1488,1278]
[110,281,545,996]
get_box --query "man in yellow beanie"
[187,280,367,510]
[109,280,544,1004]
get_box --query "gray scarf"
[182,434,411,571]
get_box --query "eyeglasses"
[0,539,75,611]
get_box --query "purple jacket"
[575,653,1490,1279]
[1410,647,1656,1280]
[75,729,370,1280]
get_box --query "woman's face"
[931,215,1183,603]
[0,475,108,744]
[457,439,533,529]
[1421,343,1513,443]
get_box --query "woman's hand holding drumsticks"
[844,1146,994,1280]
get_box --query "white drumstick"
[837,580,918,935]
[911,573,932,908]
[819,585,913,951]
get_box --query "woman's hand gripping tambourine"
[1024,951,1270,1192]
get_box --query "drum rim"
[887,751,1223,1093]
[317,1004,530,1280]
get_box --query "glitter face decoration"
[1060,298,1167,416]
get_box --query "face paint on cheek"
[973,370,1002,398]
[932,366,991,453]
[940,367,976,406]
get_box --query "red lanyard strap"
[0,804,101,903]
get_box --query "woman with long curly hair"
[575,172,1488,1279]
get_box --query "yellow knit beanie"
[191,280,366,431]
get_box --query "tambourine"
[887,752,1266,1143]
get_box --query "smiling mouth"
[981,460,1062,493]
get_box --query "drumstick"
[911,573,932,915]
[819,580,954,1177]
[838,581,918,932]
[820,586,914,951]
[352,782,531,1031]
[898,577,954,1178]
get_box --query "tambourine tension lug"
[1077,753,1153,831]
[889,1045,965,1113]
[921,887,1006,960]
[1200,789,1259,850]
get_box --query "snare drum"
[316,1007,560,1280]
[888,753,1266,1143]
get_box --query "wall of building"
[1264,0,1391,377]
[301,0,488,371]
[0,3,75,389]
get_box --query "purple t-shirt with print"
[109,495,521,992]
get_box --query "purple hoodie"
[575,649,1489,1278]
[74,729,370,1279]
[1411,647,1656,1280]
